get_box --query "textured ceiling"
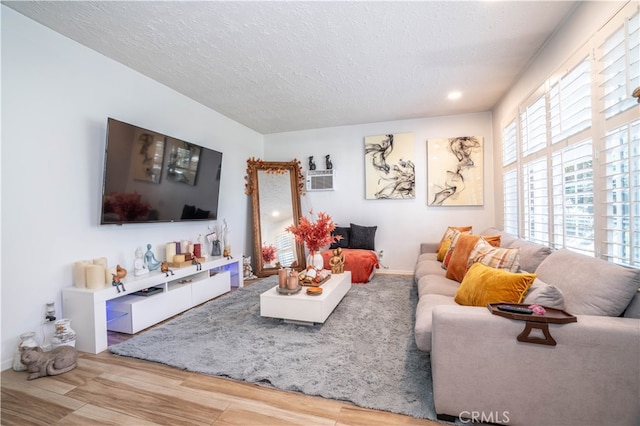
[4,1,578,134]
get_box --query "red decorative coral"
[286,211,341,254]
[262,244,277,263]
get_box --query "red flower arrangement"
[262,244,277,263]
[286,211,341,255]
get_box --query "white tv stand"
[62,256,242,354]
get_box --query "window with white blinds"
[602,120,639,267]
[522,158,549,245]
[551,141,594,255]
[502,120,517,166]
[520,95,547,156]
[549,58,592,143]
[598,11,640,119]
[500,4,639,268]
[503,169,518,235]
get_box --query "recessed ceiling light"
[448,91,462,100]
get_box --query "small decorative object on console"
[160,261,175,277]
[144,243,162,271]
[111,265,127,293]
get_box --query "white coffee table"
[260,271,351,325]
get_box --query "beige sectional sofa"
[414,227,640,425]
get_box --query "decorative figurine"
[133,246,148,276]
[329,247,345,274]
[309,156,316,170]
[111,265,127,293]
[325,154,333,170]
[209,231,222,256]
[192,255,202,271]
[243,255,257,280]
[20,345,78,380]
[144,243,162,271]
[160,261,174,277]
[222,219,232,259]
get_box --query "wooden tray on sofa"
[487,303,576,346]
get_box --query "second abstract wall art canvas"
[427,136,484,206]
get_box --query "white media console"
[62,256,242,354]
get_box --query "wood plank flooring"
[2,279,442,425]
[2,350,442,425]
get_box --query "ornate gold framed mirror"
[246,159,306,277]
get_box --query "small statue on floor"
[243,255,257,280]
[111,265,127,293]
[329,247,345,274]
[21,346,78,380]
[161,261,174,277]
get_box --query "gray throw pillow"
[350,223,377,250]
[523,278,566,310]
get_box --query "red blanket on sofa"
[321,248,379,283]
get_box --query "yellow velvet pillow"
[454,263,537,307]
[445,233,481,282]
[436,226,472,253]
[437,238,452,262]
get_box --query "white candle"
[181,240,189,254]
[73,260,90,288]
[166,242,177,263]
[86,265,105,289]
[92,257,109,285]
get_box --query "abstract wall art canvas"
[427,136,484,206]
[364,133,415,199]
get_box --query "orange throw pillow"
[436,226,472,253]
[483,234,501,247]
[445,233,481,282]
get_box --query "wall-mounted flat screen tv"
[101,118,223,225]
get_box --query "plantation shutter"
[551,141,594,255]
[598,11,640,119]
[503,169,519,235]
[502,120,517,166]
[549,57,592,144]
[520,95,547,157]
[522,158,549,245]
[602,120,640,267]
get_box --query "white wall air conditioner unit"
[306,170,335,191]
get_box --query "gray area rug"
[109,274,436,420]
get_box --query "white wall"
[491,1,628,227]
[264,112,496,274]
[1,7,263,370]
